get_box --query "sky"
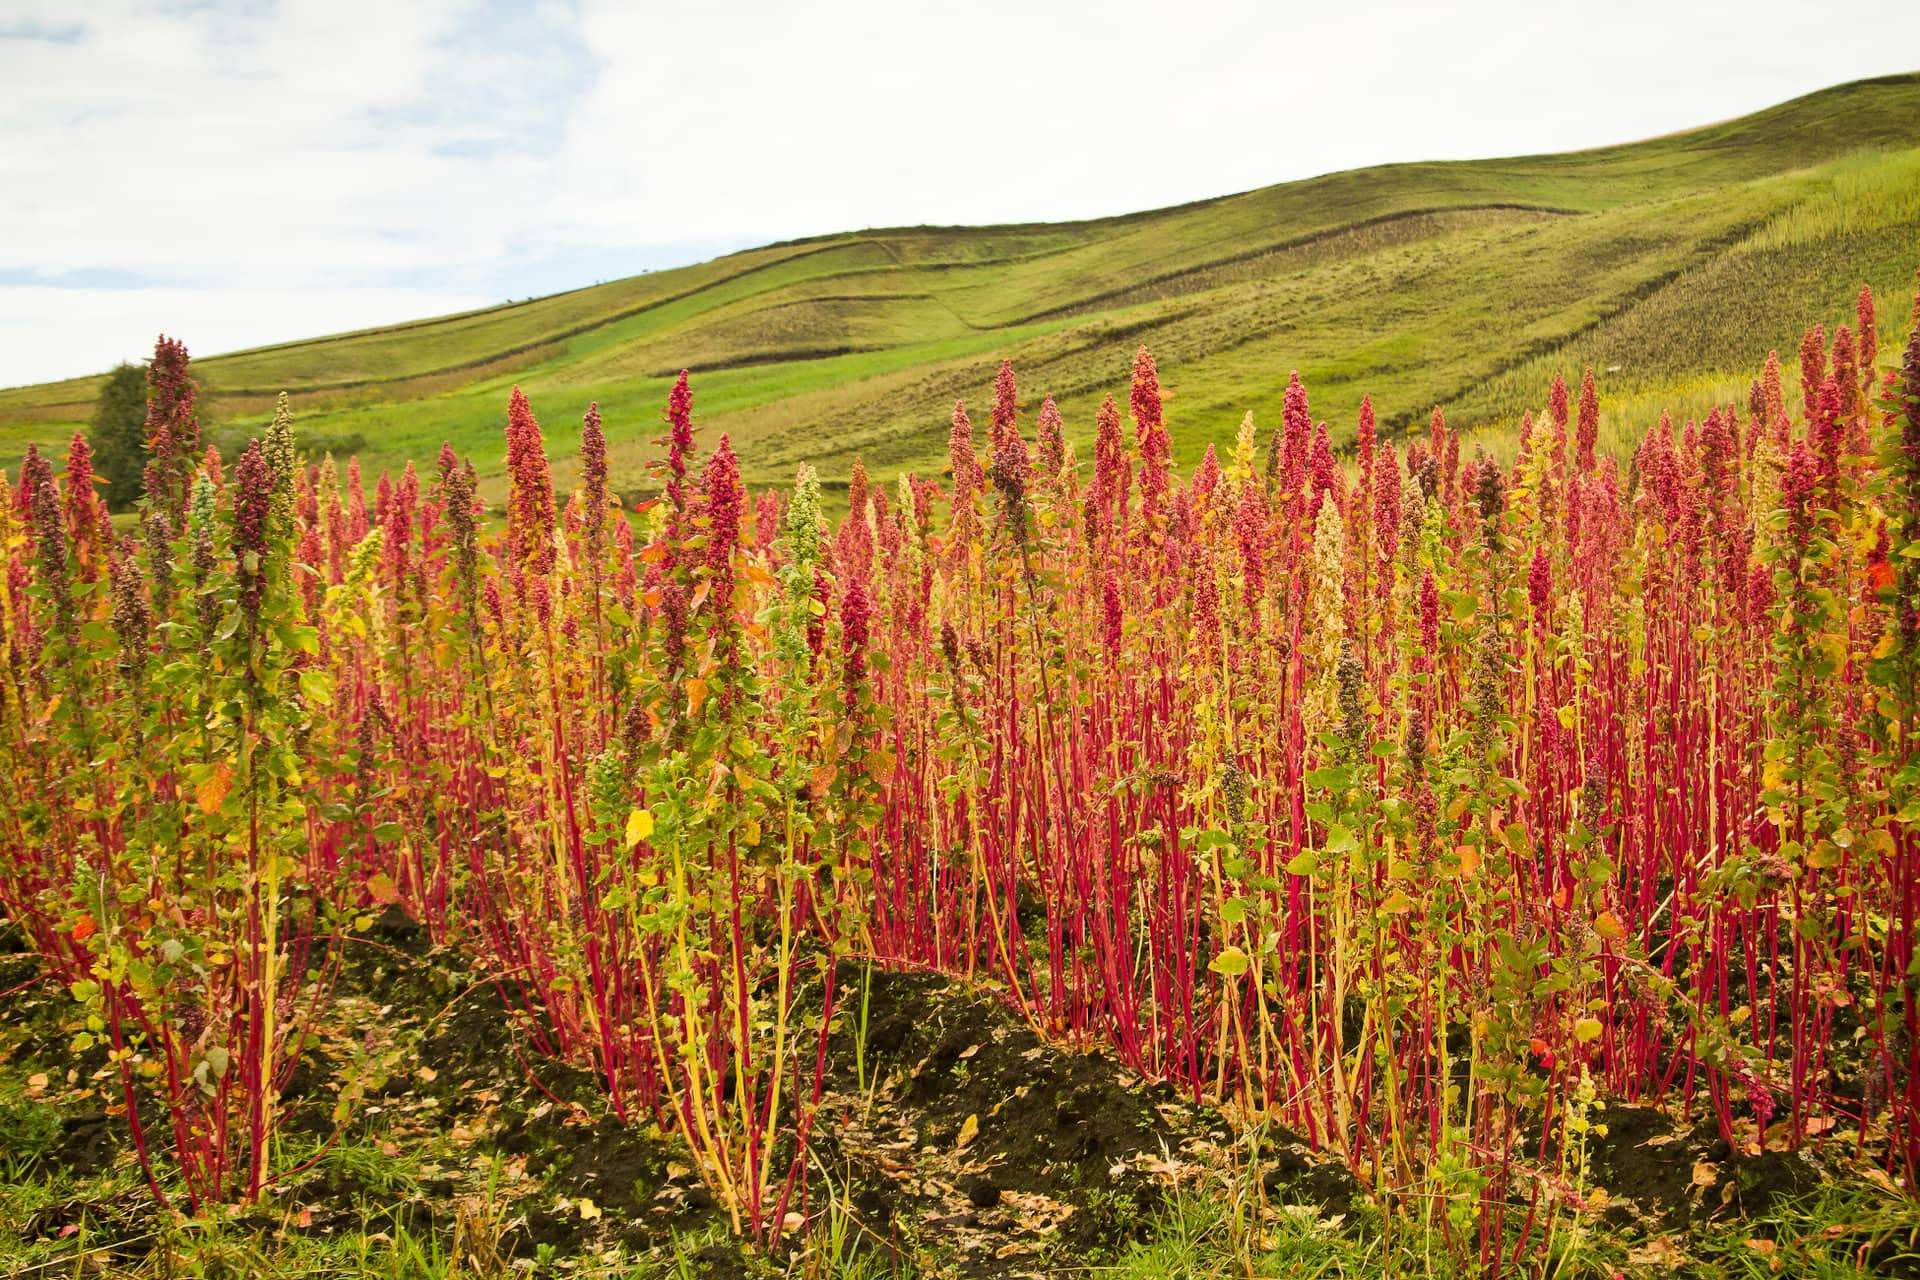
[3,1,1918,389]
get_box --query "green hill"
[5,73,1919,501]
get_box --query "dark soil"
[1,909,736,1272]
[0,943,120,1179]
[6,914,1903,1279]
[1572,1101,1831,1232]
[1256,1133,1364,1214]
[334,907,735,1264]
[814,965,1357,1276]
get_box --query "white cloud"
[0,285,494,395]
[3,0,1918,387]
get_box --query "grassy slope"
[4,74,1918,503]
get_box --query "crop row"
[2,277,1917,1269]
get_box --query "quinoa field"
[3,285,1920,1275]
[4,68,1920,1280]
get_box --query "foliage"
[3,269,1920,1275]
[87,362,147,511]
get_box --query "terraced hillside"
[4,73,1918,501]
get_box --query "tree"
[88,363,148,511]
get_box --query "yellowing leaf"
[686,678,709,716]
[196,763,233,816]
[956,1113,979,1150]
[365,873,400,906]
[1594,911,1626,942]
[1209,947,1250,977]
[1572,1016,1603,1044]
[625,809,655,848]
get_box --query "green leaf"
[298,669,334,707]
[1208,948,1250,977]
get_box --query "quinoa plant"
[5,282,1920,1268]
